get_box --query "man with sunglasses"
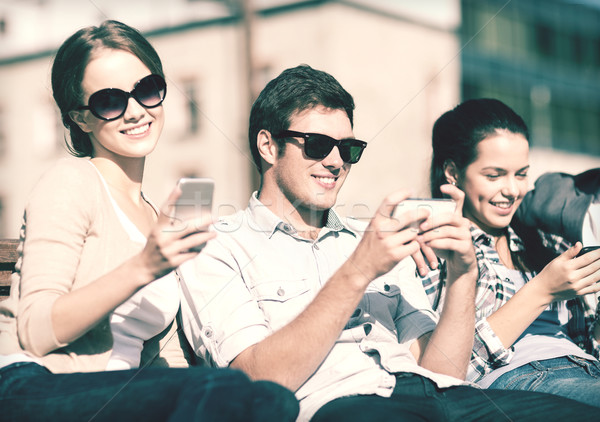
[178,65,600,421]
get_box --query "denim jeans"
[0,362,298,422]
[489,355,600,408]
[311,372,600,421]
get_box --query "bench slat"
[0,239,18,300]
[0,239,19,261]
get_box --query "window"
[55,104,66,152]
[0,197,4,238]
[571,33,584,64]
[184,80,200,135]
[32,99,60,158]
[495,14,514,58]
[0,106,6,157]
[535,23,554,58]
[461,0,600,157]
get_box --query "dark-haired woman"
[0,20,298,422]
[422,98,600,407]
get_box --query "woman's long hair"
[430,98,559,273]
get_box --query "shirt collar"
[247,191,354,239]
[469,223,525,253]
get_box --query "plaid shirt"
[422,224,600,383]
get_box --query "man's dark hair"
[248,64,355,173]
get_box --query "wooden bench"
[0,239,18,301]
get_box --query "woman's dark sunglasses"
[77,74,167,121]
[273,130,367,164]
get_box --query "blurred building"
[0,0,461,236]
[460,0,600,172]
[0,0,598,238]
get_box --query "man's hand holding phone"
[392,198,457,233]
[397,185,475,277]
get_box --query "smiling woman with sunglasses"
[77,73,167,121]
[0,20,298,422]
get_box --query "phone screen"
[174,178,214,221]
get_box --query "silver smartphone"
[174,177,214,222]
[393,198,456,231]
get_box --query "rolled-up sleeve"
[178,236,271,367]
[468,317,514,382]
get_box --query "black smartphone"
[576,246,600,258]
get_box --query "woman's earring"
[448,180,456,186]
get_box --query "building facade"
[461,0,600,167]
[0,0,597,237]
[0,0,462,236]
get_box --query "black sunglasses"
[273,130,367,164]
[77,74,167,121]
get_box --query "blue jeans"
[311,372,600,421]
[0,362,298,422]
[489,355,600,408]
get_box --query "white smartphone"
[393,198,457,231]
[174,177,214,222]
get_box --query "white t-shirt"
[96,167,180,371]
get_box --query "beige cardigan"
[0,158,191,372]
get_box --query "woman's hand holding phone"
[137,180,216,283]
[532,243,600,303]
[577,246,600,258]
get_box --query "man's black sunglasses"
[77,74,167,121]
[273,130,367,164]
